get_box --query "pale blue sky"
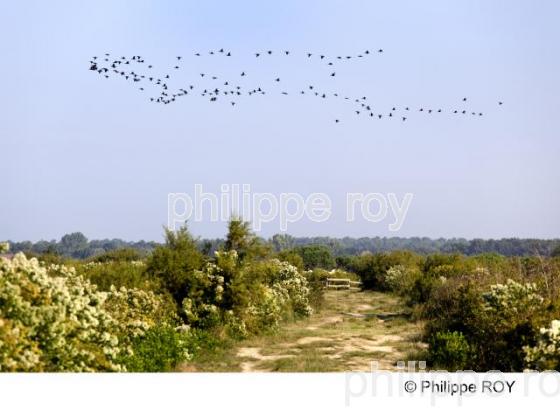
[1,0,559,241]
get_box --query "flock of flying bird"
[89,48,503,123]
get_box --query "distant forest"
[6,232,560,259]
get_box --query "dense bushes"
[349,249,560,371]
[146,227,205,305]
[77,260,154,291]
[0,253,184,372]
[1,219,320,372]
[428,331,472,371]
[118,325,191,372]
[294,245,336,270]
[179,252,313,337]
[349,250,421,290]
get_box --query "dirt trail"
[189,290,426,372]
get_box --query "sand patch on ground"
[237,347,294,372]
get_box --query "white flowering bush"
[524,320,560,370]
[246,285,284,331]
[181,253,313,336]
[267,259,313,318]
[0,253,188,372]
[181,257,226,328]
[482,279,543,324]
[0,242,9,253]
[103,286,178,353]
[384,265,419,293]
[0,254,120,371]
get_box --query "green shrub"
[146,227,205,305]
[424,278,549,371]
[276,250,305,271]
[384,265,421,297]
[350,251,422,290]
[118,325,191,372]
[77,261,156,291]
[91,248,142,263]
[303,269,326,311]
[295,245,335,270]
[429,331,471,371]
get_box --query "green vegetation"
[348,250,560,371]
[7,234,560,260]
[0,220,319,372]
[2,228,559,372]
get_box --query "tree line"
[5,232,560,260]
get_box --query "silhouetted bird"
[331,72,336,77]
